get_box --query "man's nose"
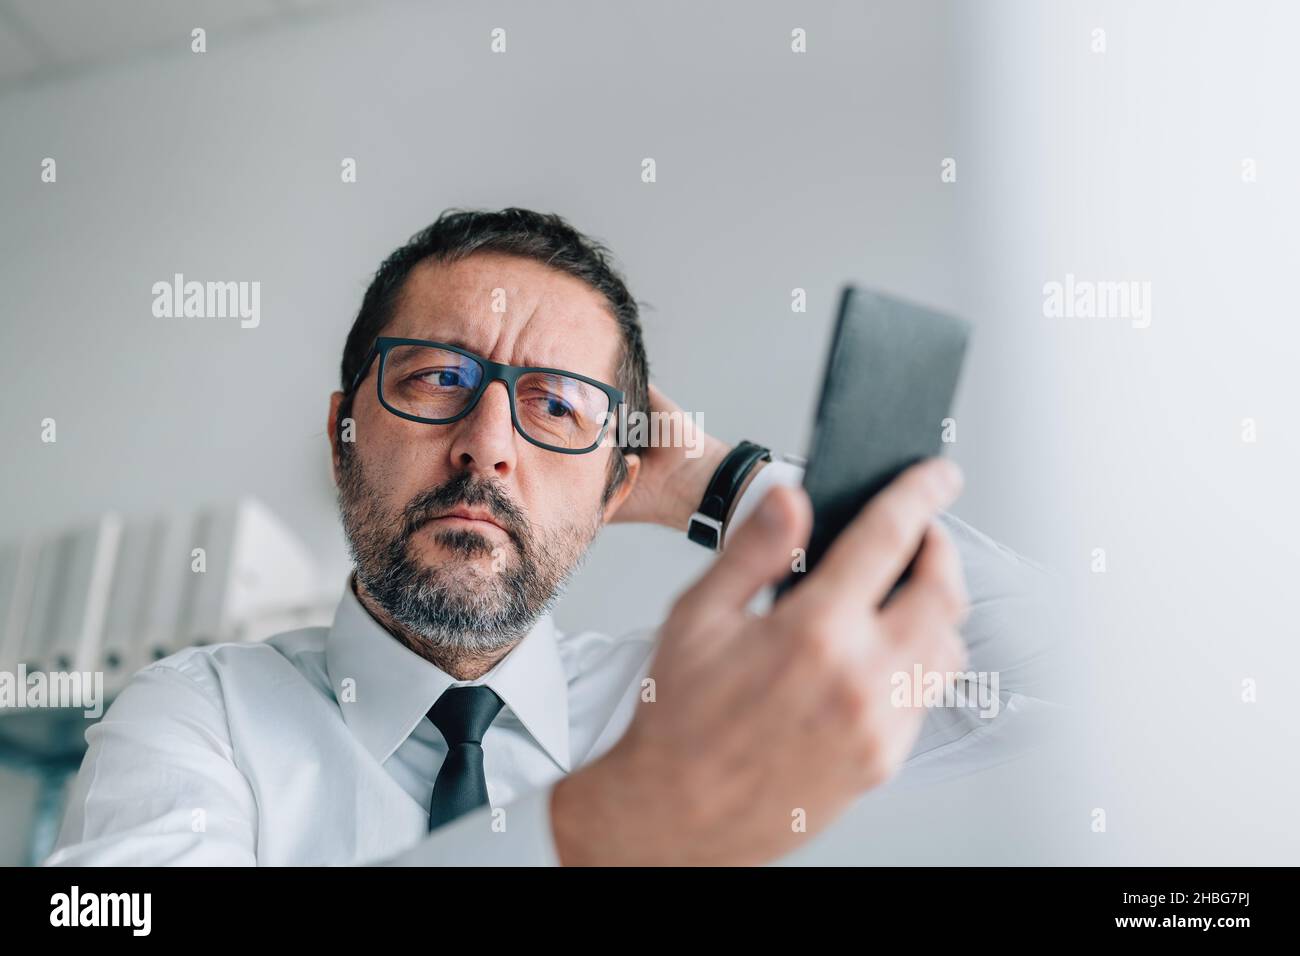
[446,380,518,478]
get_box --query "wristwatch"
[687,440,772,550]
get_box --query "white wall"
[953,0,1300,864]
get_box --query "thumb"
[672,485,812,625]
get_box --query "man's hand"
[552,457,969,865]
[607,383,741,531]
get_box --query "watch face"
[688,517,722,550]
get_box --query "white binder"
[99,516,163,696]
[17,536,60,674]
[32,516,121,675]
[1,497,325,711]
[136,511,197,667]
[179,498,320,649]
[0,537,40,674]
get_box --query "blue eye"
[415,366,477,388]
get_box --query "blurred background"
[1,0,1296,866]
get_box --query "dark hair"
[338,208,650,501]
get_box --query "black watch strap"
[687,440,772,550]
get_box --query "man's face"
[329,252,639,656]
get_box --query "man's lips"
[423,508,508,535]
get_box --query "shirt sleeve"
[377,784,561,866]
[723,453,806,540]
[43,661,259,866]
[725,454,1065,787]
[887,510,1066,789]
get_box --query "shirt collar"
[325,578,571,773]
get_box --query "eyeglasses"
[348,337,624,455]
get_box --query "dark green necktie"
[426,684,505,831]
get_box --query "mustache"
[399,472,528,547]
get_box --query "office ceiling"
[0,0,373,94]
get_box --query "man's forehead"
[385,253,621,378]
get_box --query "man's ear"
[327,391,345,486]
[601,452,641,523]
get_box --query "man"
[46,208,1056,866]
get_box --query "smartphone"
[775,286,971,602]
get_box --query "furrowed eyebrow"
[405,335,584,377]
[402,335,482,356]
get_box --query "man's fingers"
[802,458,962,608]
[671,484,812,625]
[880,518,970,638]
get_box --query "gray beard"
[336,447,600,658]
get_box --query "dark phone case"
[775,286,970,602]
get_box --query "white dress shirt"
[45,458,1060,866]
